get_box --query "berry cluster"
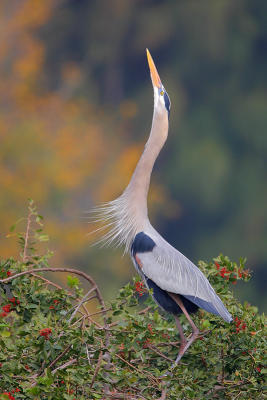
[135,281,146,296]
[234,317,247,333]
[9,297,20,306]
[147,323,154,335]
[1,269,12,277]
[215,262,250,284]
[215,262,237,284]
[2,304,11,313]
[1,393,15,400]
[0,298,19,318]
[1,389,20,400]
[39,328,52,340]
[49,299,61,310]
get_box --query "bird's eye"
[160,90,164,96]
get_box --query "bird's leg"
[168,293,199,365]
[174,315,187,354]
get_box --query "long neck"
[124,108,169,223]
[92,106,169,252]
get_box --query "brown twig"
[23,209,33,263]
[115,353,158,386]
[84,313,104,329]
[51,358,77,374]
[208,378,253,395]
[90,351,103,389]
[68,286,97,323]
[86,294,98,302]
[146,344,174,363]
[30,271,73,294]
[90,390,146,399]
[70,315,86,327]
[88,306,112,317]
[0,267,97,287]
[107,393,146,399]
[155,341,180,348]
[138,306,152,314]
[221,343,225,383]
[45,344,72,372]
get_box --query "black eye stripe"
[164,92,171,113]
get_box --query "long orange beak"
[146,48,162,88]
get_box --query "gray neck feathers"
[92,107,169,252]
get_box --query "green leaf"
[38,234,49,242]
[0,330,11,337]
[67,275,80,288]
[9,224,16,232]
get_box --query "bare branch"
[46,344,72,372]
[68,286,97,323]
[90,351,103,389]
[0,267,98,289]
[115,353,159,386]
[146,344,174,363]
[51,358,77,374]
[23,208,33,263]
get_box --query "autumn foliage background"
[0,0,267,311]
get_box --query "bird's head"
[146,48,171,117]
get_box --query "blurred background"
[0,0,266,311]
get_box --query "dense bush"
[0,202,265,399]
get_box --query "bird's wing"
[134,229,232,322]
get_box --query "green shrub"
[0,202,265,399]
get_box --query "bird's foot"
[196,329,211,339]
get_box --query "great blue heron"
[93,49,232,364]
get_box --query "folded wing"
[134,229,232,323]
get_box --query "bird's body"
[93,49,232,364]
[131,229,231,321]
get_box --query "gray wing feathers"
[138,230,232,323]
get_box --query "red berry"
[135,281,145,296]
[0,312,8,318]
[9,297,16,303]
[39,328,52,340]
[2,304,11,313]
[214,262,220,270]
[147,323,154,334]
